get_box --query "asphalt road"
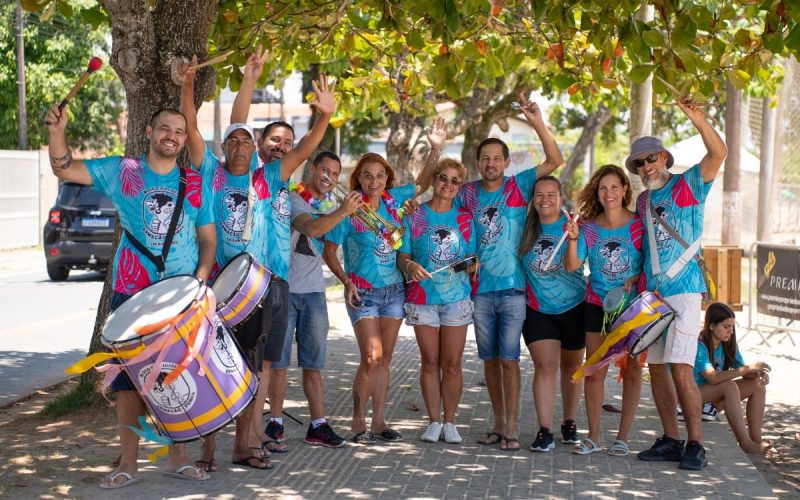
[0,248,104,406]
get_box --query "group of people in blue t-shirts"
[43,44,771,490]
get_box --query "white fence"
[0,149,57,250]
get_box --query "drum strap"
[646,193,716,298]
[241,169,256,243]
[124,167,187,275]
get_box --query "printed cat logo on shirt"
[272,187,291,222]
[142,188,184,241]
[599,237,631,277]
[478,204,504,245]
[428,226,461,266]
[531,237,559,273]
[651,202,675,248]
[373,235,394,263]
[222,189,248,237]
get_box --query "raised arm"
[278,75,336,181]
[230,45,269,125]
[677,98,727,182]
[44,104,92,185]
[293,191,360,238]
[178,56,205,168]
[412,116,446,198]
[517,93,564,178]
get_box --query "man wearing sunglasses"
[626,99,727,471]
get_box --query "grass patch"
[40,381,105,418]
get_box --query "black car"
[43,182,117,281]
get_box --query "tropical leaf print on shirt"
[502,176,527,208]
[582,221,600,249]
[113,247,150,294]
[118,157,144,197]
[525,282,539,310]
[185,169,202,208]
[253,168,270,200]
[629,218,644,251]
[458,182,480,213]
[410,209,429,239]
[457,208,473,241]
[671,176,699,208]
[213,164,226,192]
[348,272,373,290]
[406,280,427,305]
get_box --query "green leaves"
[629,64,655,84]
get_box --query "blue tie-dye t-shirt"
[576,217,644,306]
[196,149,277,279]
[250,153,291,281]
[694,341,745,386]
[85,156,213,296]
[636,164,713,297]
[328,184,416,290]
[400,203,476,305]
[521,213,586,314]
[456,167,538,295]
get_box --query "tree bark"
[559,106,611,186]
[629,2,654,203]
[723,78,742,245]
[79,1,218,390]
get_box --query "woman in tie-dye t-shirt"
[565,164,644,457]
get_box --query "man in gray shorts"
[629,99,727,470]
[269,151,360,447]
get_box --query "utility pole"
[16,0,28,149]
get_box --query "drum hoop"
[213,252,257,299]
[103,274,205,347]
[629,311,675,355]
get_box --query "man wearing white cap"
[627,99,727,471]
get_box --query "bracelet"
[405,260,416,274]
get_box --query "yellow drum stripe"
[222,265,266,321]
[159,370,254,432]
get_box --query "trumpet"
[323,174,405,248]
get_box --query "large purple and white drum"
[101,276,258,442]
[610,290,675,356]
[212,252,271,327]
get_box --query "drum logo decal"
[599,237,631,278]
[530,236,560,273]
[428,225,461,267]
[651,202,675,249]
[142,187,184,241]
[138,362,197,415]
[222,188,249,238]
[211,319,242,374]
[478,204,504,245]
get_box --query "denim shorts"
[404,298,474,327]
[472,289,526,361]
[273,292,330,370]
[345,282,405,325]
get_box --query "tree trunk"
[385,106,426,183]
[79,0,218,391]
[629,2,654,203]
[722,78,742,245]
[559,106,611,186]
[757,97,776,242]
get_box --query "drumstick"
[188,50,234,70]
[543,209,579,272]
[44,57,103,124]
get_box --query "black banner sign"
[756,244,800,320]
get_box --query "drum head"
[212,253,251,300]
[102,275,201,345]
[603,286,628,313]
[629,311,675,355]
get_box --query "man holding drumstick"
[630,99,726,470]
[45,104,217,488]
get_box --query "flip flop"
[163,464,210,481]
[477,431,503,445]
[195,458,218,472]
[100,471,141,489]
[500,436,521,452]
[232,455,273,470]
[262,438,288,454]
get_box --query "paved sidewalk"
[63,295,775,499]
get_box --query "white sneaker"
[421,422,442,443]
[442,423,463,444]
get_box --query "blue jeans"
[472,289,526,361]
[273,292,330,370]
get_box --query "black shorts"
[584,302,615,333]
[255,278,290,363]
[522,302,586,350]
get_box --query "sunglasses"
[436,173,463,186]
[632,153,660,169]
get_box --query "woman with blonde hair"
[323,118,446,443]
[565,164,644,456]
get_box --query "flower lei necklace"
[289,181,335,212]
[358,190,405,250]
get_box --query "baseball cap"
[223,123,255,142]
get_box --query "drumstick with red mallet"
[45,57,103,124]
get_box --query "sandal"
[477,431,503,445]
[163,464,210,481]
[572,438,602,455]
[232,455,272,470]
[195,458,218,472]
[100,471,141,489]
[262,438,288,454]
[376,428,403,442]
[608,439,630,457]
[500,436,521,451]
[351,430,377,444]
